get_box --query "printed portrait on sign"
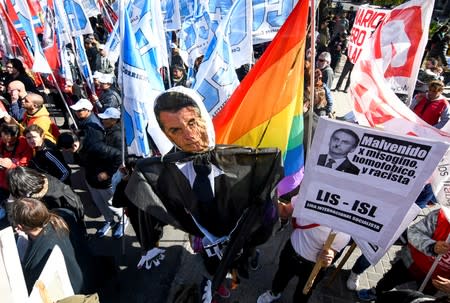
[317,128,360,175]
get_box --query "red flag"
[0,2,34,71]
[41,0,59,72]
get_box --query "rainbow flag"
[213,0,308,196]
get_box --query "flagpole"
[48,71,79,130]
[306,0,317,156]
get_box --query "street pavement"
[76,67,427,303]
[0,59,438,303]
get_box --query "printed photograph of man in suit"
[317,128,360,175]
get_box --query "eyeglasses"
[318,59,327,62]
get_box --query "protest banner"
[293,118,448,248]
[431,147,450,208]
[347,5,388,64]
[355,203,421,264]
[0,227,28,303]
[28,245,74,303]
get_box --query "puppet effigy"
[125,87,282,302]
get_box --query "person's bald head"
[7,81,27,101]
[8,80,26,92]
[22,92,44,113]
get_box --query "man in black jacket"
[70,99,124,238]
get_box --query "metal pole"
[48,71,79,130]
[306,0,317,157]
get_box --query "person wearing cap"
[93,73,121,113]
[4,92,59,144]
[94,44,114,74]
[69,99,123,238]
[96,107,127,238]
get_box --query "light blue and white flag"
[208,0,252,68]
[58,0,94,36]
[193,0,240,117]
[161,0,181,31]
[252,0,297,45]
[54,1,94,91]
[13,0,51,73]
[179,1,213,67]
[120,0,166,157]
[81,0,100,17]
[105,0,168,72]
[179,0,196,23]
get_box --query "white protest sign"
[432,147,450,207]
[28,245,74,303]
[0,227,28,303]
[355,203,421,265]
[347,5,389,64]
[293,118,448,248]
[347,5,388,64]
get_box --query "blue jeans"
[414,184,436,209]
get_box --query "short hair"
[26,92,44,108]
[0,123,20,137]
[57,132,80,149]
[319,52,331,63]
[24,124,44,137]
[154,91,201,129]
[331,128,360,147]
[8,80,26,92]
[429,80,444,91]
[7,166,46,198]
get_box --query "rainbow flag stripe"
[213,0,308,195]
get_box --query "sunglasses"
[318,59,327,62]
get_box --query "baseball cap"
[98,107,121,119]
[70,98,93,111]
[92,71,104,79]
[98,73,114,84]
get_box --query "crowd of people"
[0,4,449,303]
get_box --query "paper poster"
[293,118,448,248]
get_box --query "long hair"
[7,166,46,198]
[7,58,26,74]
[12,197,68,234]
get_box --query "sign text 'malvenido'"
[359,134,431,159]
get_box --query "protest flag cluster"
[213,0,308,196]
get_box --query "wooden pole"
[303,232,336,295]
[326,242,357,287]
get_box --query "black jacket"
[43,174,84,221]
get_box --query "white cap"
[98,107,121,119]
[92,71,104,79]
[70,98,93,111]
[98,73,114,84]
